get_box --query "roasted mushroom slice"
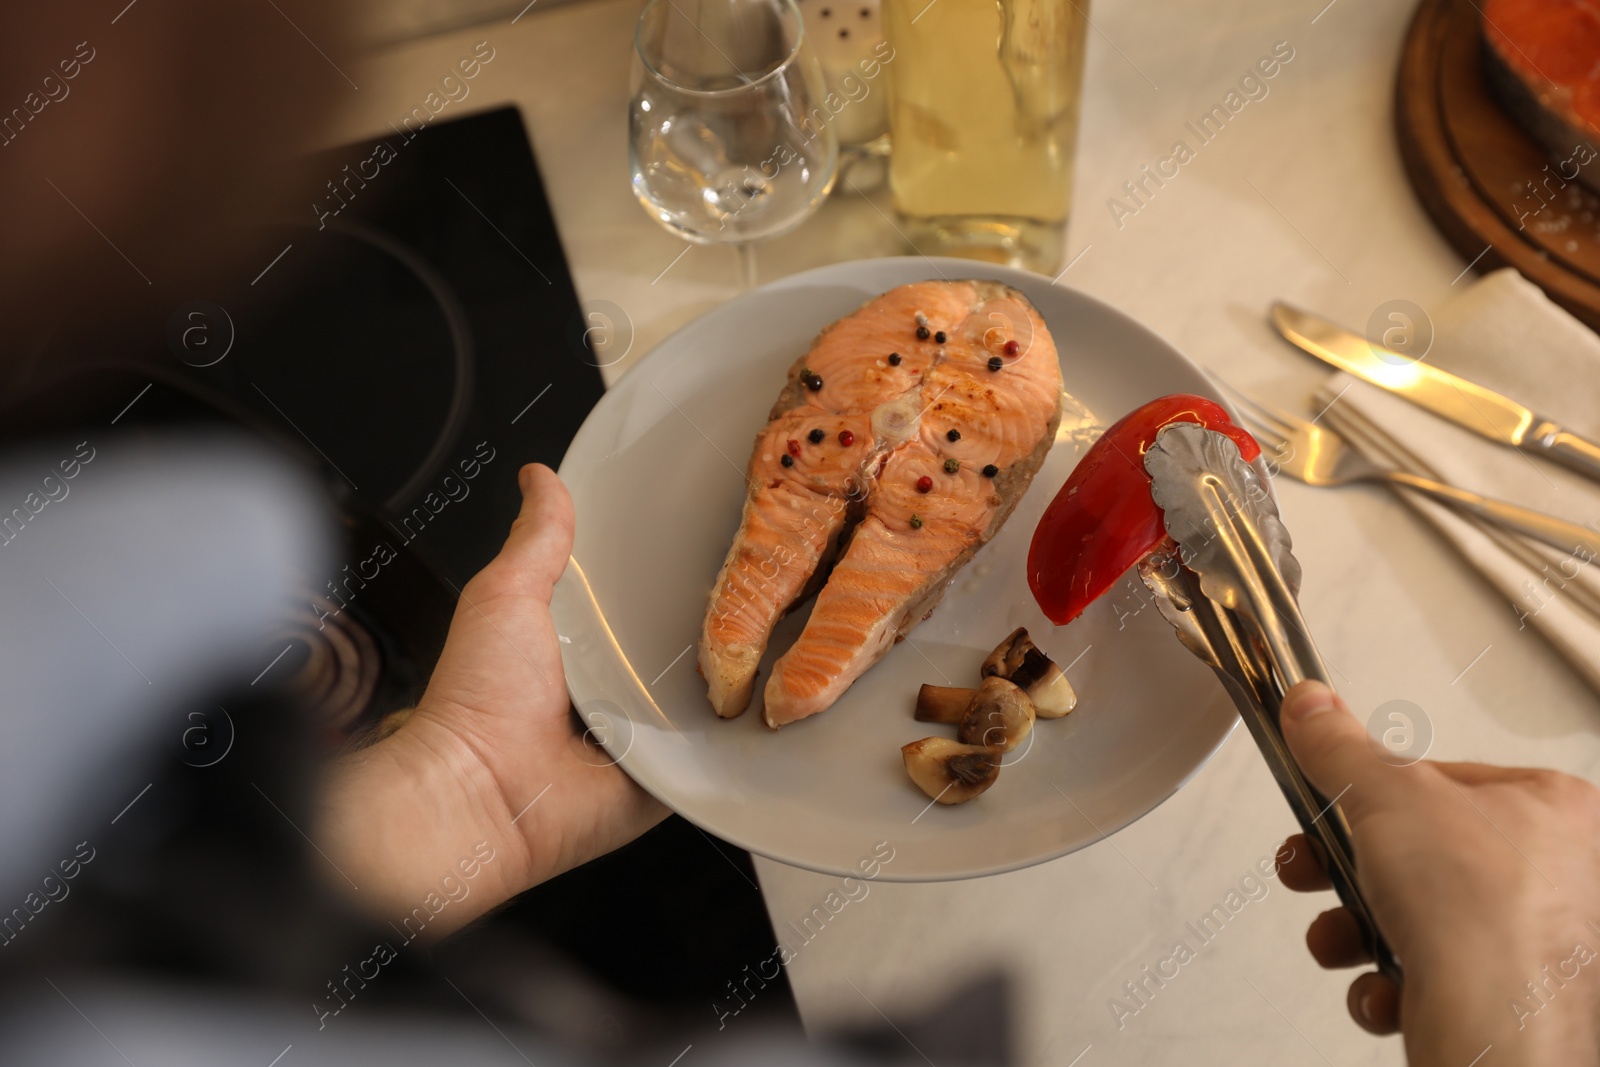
[901,737,1001,803]
[914,684,978,723]
[981,627,1033,679]
[957,676,1035,753]
[980,627,1077,719]
[1010,647,1076,718]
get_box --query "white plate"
[553,258,1236,881]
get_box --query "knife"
[1271,302,1600,486]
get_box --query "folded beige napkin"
[1315,268,1600,693]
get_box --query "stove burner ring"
[273,594,381,734]
[326,219,476,516]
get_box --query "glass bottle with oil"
[883,0,1088,272]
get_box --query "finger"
[1276,834,1332,892]
[1429,759,1541,786]
[474,463,576,603]
[1279,680,1398,824]
[1306,907,1372,968]
[1347,971,1401,1035]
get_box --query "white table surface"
[337,1,1600,1062]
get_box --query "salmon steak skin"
[1482,0,1600,192]
[697,280,1064,728]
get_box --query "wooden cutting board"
[1397,0,1600,330]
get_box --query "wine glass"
[629,0,838,288]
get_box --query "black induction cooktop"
[212,105,607,586]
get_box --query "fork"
[1215,377,1600,558]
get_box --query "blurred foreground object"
[0,434,329,908]
[0,2,352,373]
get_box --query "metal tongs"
[1141,422,1402,984]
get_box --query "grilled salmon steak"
[699,280,1064,728]
[1483,0,1600,191]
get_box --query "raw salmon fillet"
[698,280,1063,727]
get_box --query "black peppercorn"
[808,428,825,444]
[934,331,946,344]
[982,464,998,478]
[806,373,824,391]
[888,352,901,366]
[946,428,961,442]
[987,356,1003,371]
[916,325,930,340]
[781,454,794,467]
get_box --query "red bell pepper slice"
[1028,393,1259,626]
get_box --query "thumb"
[1279,681,1396,825]
[474,463,575,603]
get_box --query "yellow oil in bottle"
[884,0,1088,270]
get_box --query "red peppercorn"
[838,429,855,446]
[787,439,801,456]
[915,475,933,493]
[1004,340,1020,356]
